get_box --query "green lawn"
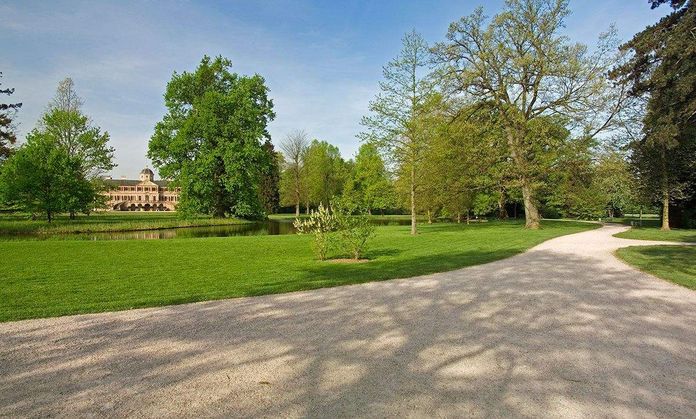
[0,212,246,236]
[614,227,696,243]
[0,220,596,322]
[616,246,696,290]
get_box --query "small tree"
[0,134,74,222]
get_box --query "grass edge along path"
[0,220,598,322]
[613,227,696,243]
[616,246,696,290]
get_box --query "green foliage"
[148,56,275,219]
[360,30,437,234]
[0,133,75,221]
[303,139,346,208]
[259,140,281,214]
[348,143,395,214]
[293,203,336,260]
[0,81,114,221]
[332,197,376,260]
[611,0,696,228]
[434,0,624,228]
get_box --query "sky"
[1,0,670,178]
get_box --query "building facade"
[104,168,180,211]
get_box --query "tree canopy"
[148,56,275,219]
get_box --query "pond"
[1,218,414,241]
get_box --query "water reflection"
[3,218,414,241]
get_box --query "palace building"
[104,168,180,211]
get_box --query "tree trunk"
[521,181,540,229]
[427,210,432,224]
[506,127,540,229]
[47,210,52,223]
[660,150,670,231]
[661,190,670,231]
[410,164,417,235]
[305,202,309,215]
[466,210,470,225]
[497,190,508,220]
[457,212,462,223]
[69,211,76,220]
[295,202,300,217]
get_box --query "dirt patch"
[326,258,370,264]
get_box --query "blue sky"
[1,0,668,178]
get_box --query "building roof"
[140,167,154,176]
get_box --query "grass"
[0,219,597,322]
[616,246,696,290]
[614,227,696,243]
[0,212,247,236]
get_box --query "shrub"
[293,203,336,260]
[333,198,376,260]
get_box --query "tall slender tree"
[360,30,436,235]
[279,130,309,216]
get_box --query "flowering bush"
[293,203,336,260]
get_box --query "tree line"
[1,0,693,230]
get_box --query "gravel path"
[1,225,695,418]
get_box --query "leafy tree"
[610,0,695,229]
[360,30,437,235]
[434,0,625,228]
[0,72,22,162]
[0,133,75,222]
[304,139,345,208]
[43,79,115,217]
[148,56,275,218]
[279,130,309,216]
[349,143,394,214]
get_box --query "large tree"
[279,130,309,216]
[148,56,275,218]
[0,72,22,162]
[610,0,695,229]
[360,30,437,235]
[434,0,624,228]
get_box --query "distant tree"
[304,139,345,208]
[259,139,281,214]
[350,143,394,214]
[44,79,115,218]
[360,30,437,235]
[148,56,275,219]
[434,0,626,228]
[0,133,74,222]
[279,130,309,216]
[610,0,695,229]
[0,72,22,162]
